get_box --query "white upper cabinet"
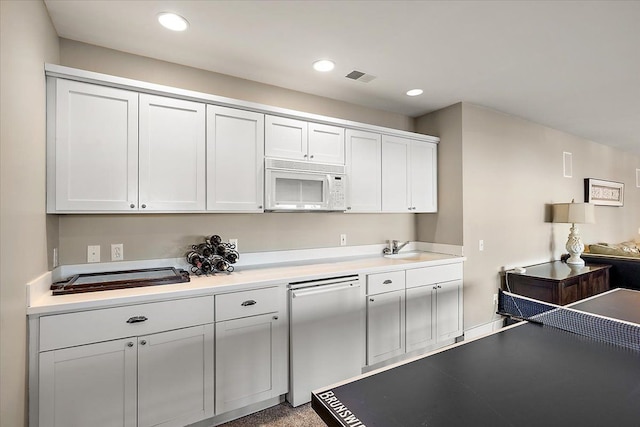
[48,79,206,213]
[46,68,439,214]
[48,79,139,212]
[207,106,264,212]
[381,135,437,213]
[265,115,306,160]
[265,115,345,165]
[345,129,381,212]
[381,136,410,212]
[139,94,206,211]
[409,141,437,212]
[308,123,345,164]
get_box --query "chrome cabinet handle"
[310,155,314,159]
[127,342,134,347]
[258,205,263,209]
[241,300,257,306]
[382,279,393,285]
[369,298,375,302]
[273,316,279,320]
[303,154,308,158]
[130,204,135,209]
[140,340,147,346]
[126,316,148,324]
[141,204,147,209]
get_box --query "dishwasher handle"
[291,282,360,298]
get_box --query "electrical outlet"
[340,234,347,246]
[111,243,124,261]
[87,245,100,263]
[479,240,484,251]
[493,293,498,305]
[229,238,238,250]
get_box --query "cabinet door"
[367,289,405,365]
[346,130,381,212]
[215,313,287,414]
[308,123,345,164]
[381,135,410,212]
[410,141,438,212]
[39,338,137,427]
[137,325,214,427]
[265,115,307,160]
[207,106,264,211]
[436,280,463,343]
[52,79,138,212]
[139,94,206,211]
[406,285,436,352]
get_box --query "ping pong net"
[497,290,640,351]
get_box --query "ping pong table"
[311,288,640,427]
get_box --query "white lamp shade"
[552,202,595,224]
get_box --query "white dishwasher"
[288,274,364,407]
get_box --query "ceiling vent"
[345,70,376,83]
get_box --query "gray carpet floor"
[217,402,326,427]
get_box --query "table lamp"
[552,200,595,266]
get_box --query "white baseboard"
[463,318,505,340]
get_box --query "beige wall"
[55,40,420,264]
[415,103,463,246]
[58,213,416,264]
[417,102,640,330]
[60,39,414,131]
[0,2,60,426]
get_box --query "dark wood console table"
[504,261,611,305]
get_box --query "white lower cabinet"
[366,263,463,366]
[137,326,215,427]
[367,289,405,365]
[36,296,215,427]
[405,285,435,352]
[39,338,137,427]
[214,287,287,415]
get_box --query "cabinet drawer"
[215,287,280,322]
[40,296,214,352]
[367,271,405,295]
[406,263,463,289]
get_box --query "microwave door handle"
[326,174,333,205]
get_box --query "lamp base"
[565,255,585,266]
[565,224,585,267]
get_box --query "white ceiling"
[44,0,640,154]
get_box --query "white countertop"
[27,250,464,316]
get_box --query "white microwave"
[264,158,347,212]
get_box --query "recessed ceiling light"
[313,59,335,72]
[406,89,424,97]
[158,12,189,31]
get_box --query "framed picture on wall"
[584,178,624,206]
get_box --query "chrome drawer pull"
[126,316,148,324]
[241,300,257,306]
[383,279,393,284]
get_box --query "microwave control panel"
[331,176,346,210]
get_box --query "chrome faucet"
[383,240,410,255]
